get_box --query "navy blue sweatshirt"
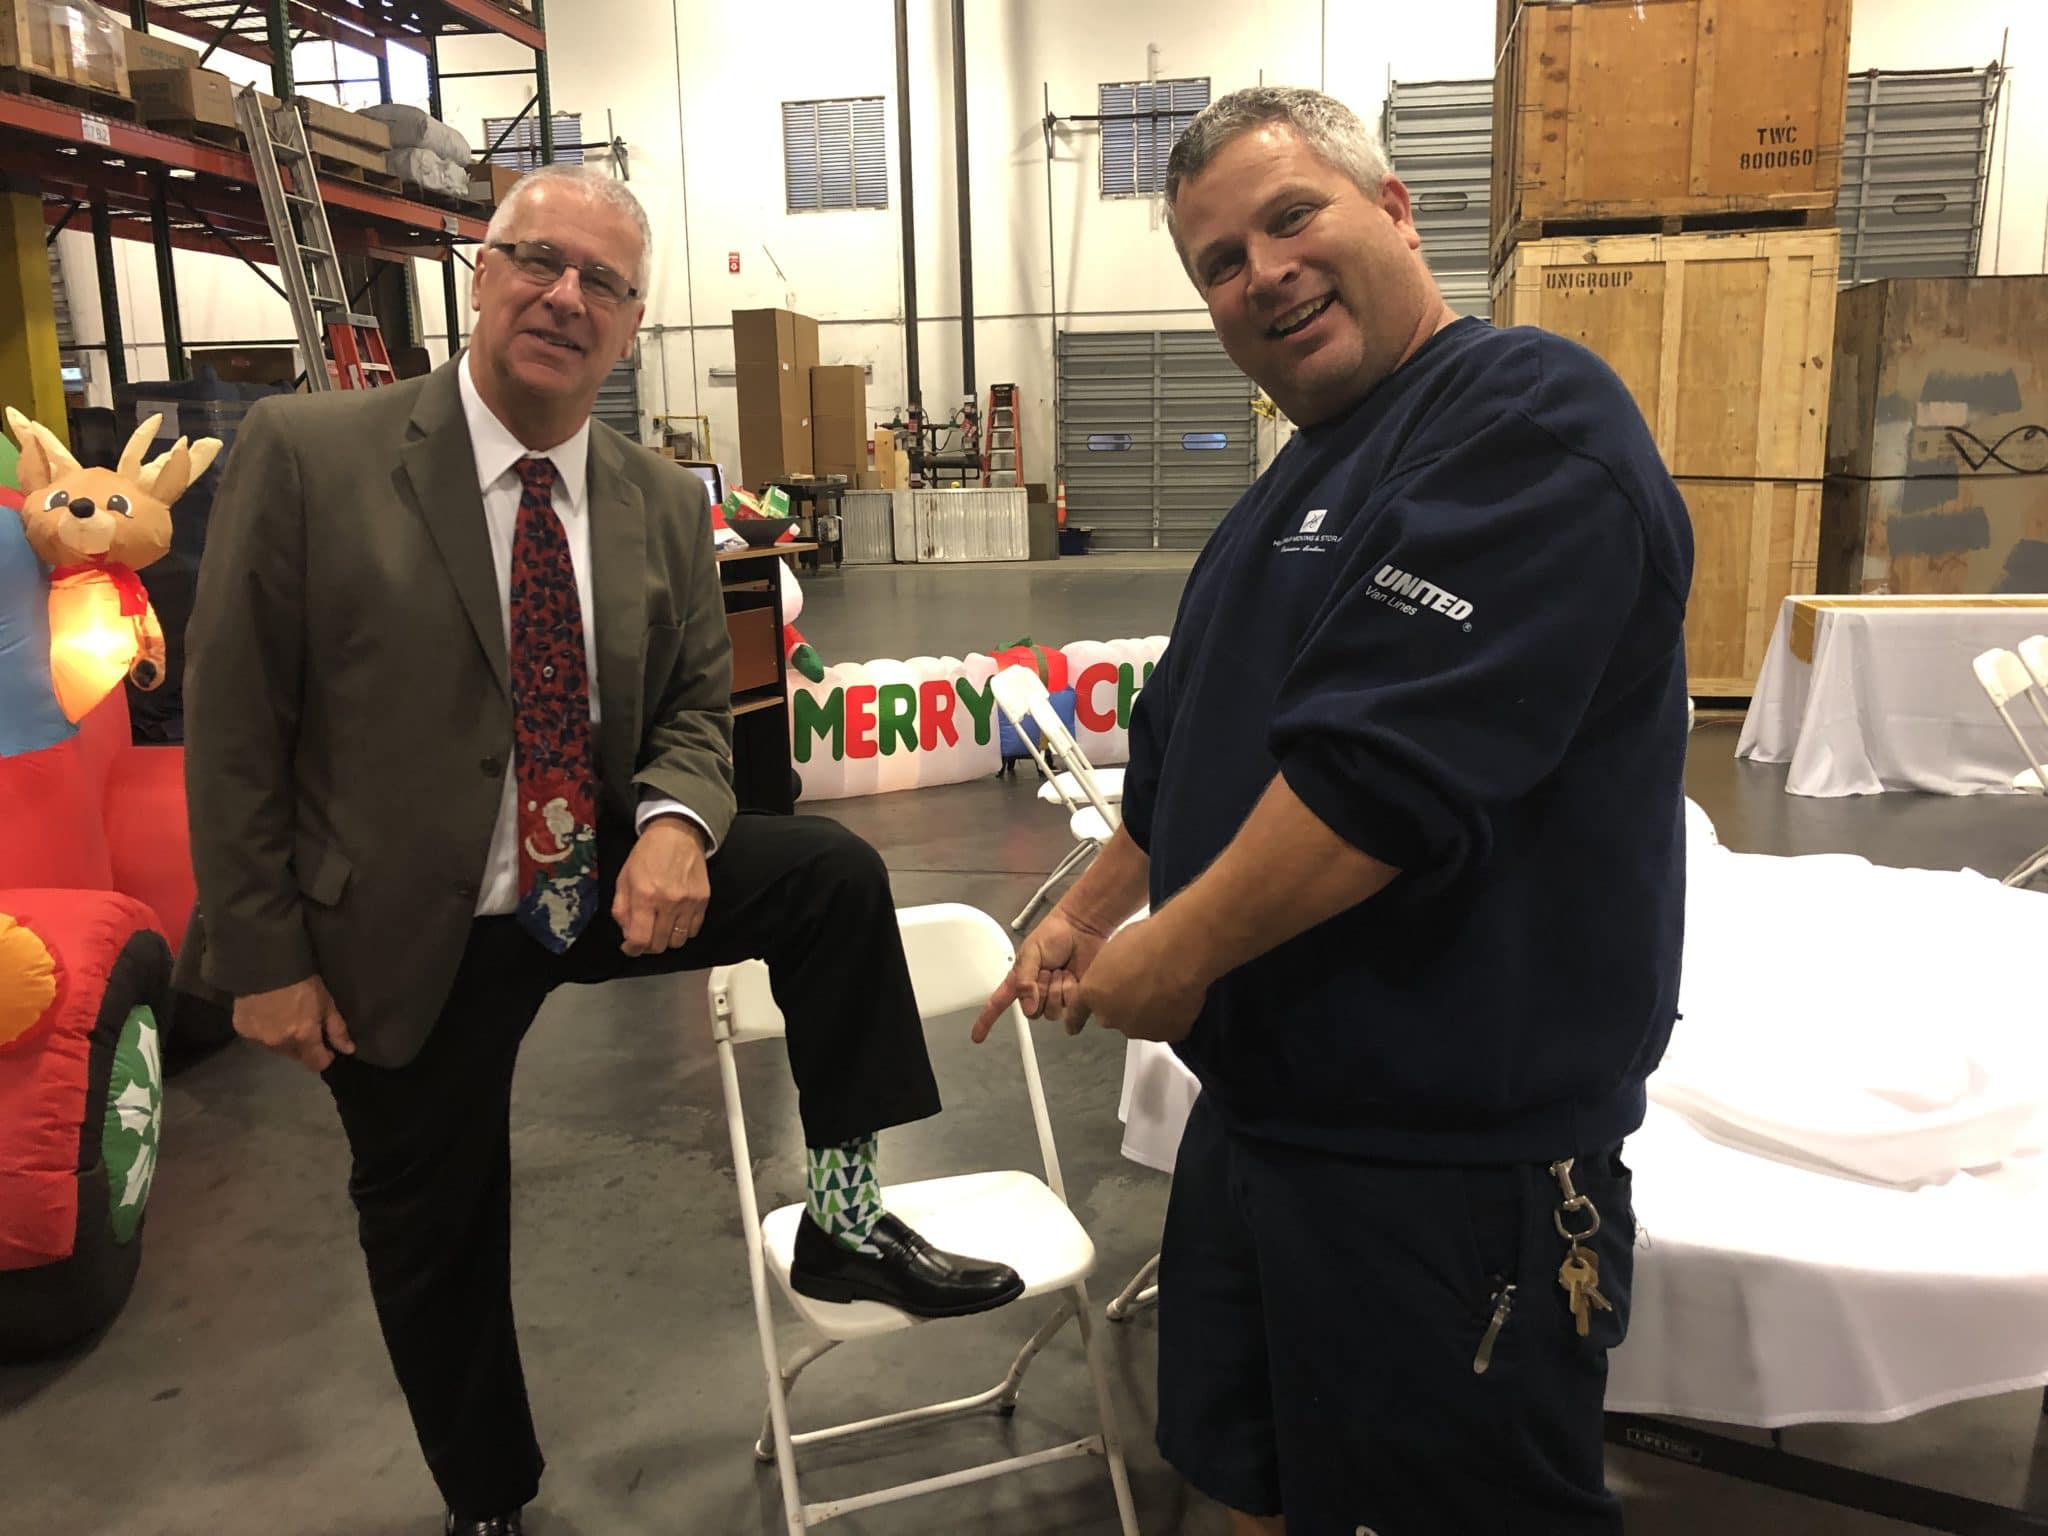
[1123,318,1693,1164]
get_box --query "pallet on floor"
[0,68,138,121]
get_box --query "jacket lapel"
[586,425,647,788]
[397,360,509,699]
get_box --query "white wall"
[62,0,2047,489]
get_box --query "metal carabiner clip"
[1548,1157,1602,1242]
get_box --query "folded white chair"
[1971,648,2048,885]
[709,903,1138,1535]
[991,666,1123,931]
[1038,766,1126,806]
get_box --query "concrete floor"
[7,553,2048,1535]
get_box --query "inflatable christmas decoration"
[5,407,220,723]
[710,486,824,682]
[991,636,1079,769]
[0,406,218,1358]
[0,892,171,1359]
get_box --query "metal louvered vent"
[483,113,583,170]
[784,96,889,212]
[1100,77,1210,197]
[1379,78,1493,318]
[1838,66,2002,281]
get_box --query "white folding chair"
[709,903,1139,1535]
[1038,766,1126,807]
[1970,647,2048,887]
[990,667,1123,932]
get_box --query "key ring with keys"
[1548,1156,1602,1242]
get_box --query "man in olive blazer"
[182,167,1017,1536]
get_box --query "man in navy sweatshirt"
[976,86,1691,1535]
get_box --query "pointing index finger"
[970,976,1020,1045]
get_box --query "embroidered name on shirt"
[1273,506,1342,553]
[1371,564,1475,622]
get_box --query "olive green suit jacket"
[178,359,735,1065]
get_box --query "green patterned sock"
[805,1134,884,1255]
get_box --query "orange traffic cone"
[1055,480,1068,528]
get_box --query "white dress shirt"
[458,353,708,917]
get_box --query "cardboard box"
[812,416,865,478]
[872,429,898,488]
[121,25,201,75]
[733,307,819,372]
[131,66,235,131]
[809,364,865,421]
[309,129,388,175]
[739,411,812,483]
[187,345,299,386]
[1,0,131,97]
[855,470,882,491]
[809,365,867,477]
[468,163,522,207]
[297,94,392,151]
[737,361,807,423]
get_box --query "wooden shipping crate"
[0,0,129,98]
[1492,226,1839,480]
[1821,275,2048,594]
[1678,477,1822,695]
[1491,0,1850,267]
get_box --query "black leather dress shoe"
[790,1213,1025,1318]
[444,1512,522,1535]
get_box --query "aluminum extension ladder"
[233,85,393,390]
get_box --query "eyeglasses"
[486,240,639,306]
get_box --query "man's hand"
[1069,916,1206,1044]
[616,815,712,956]
[235,975,353,1073]
[971,907,1112,1043]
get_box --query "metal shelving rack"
[9,0,547,389]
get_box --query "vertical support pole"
[375,41,393,105]
[0,186,68,438]
[535,1,554,166]
[150,175,187,380]
[90,200,128,392]
[267,0,294,98]
[428,38,462,356]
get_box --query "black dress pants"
[320,813,941,1519]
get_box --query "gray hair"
[1164,86,1391,234]
[484,164,652,292]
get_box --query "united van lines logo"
[1301,508,1328,533]
[1371,564,1474,623]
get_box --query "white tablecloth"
[1736,595,2048,796]
[1117,1045,2048,1428]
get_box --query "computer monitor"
[677,459,724,507]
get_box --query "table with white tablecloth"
[1736,594,2048,797]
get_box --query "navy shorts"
[1155,1095,1635,1536]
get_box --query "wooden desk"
[716,543,817,814]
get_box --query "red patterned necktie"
[509,456,599,952]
